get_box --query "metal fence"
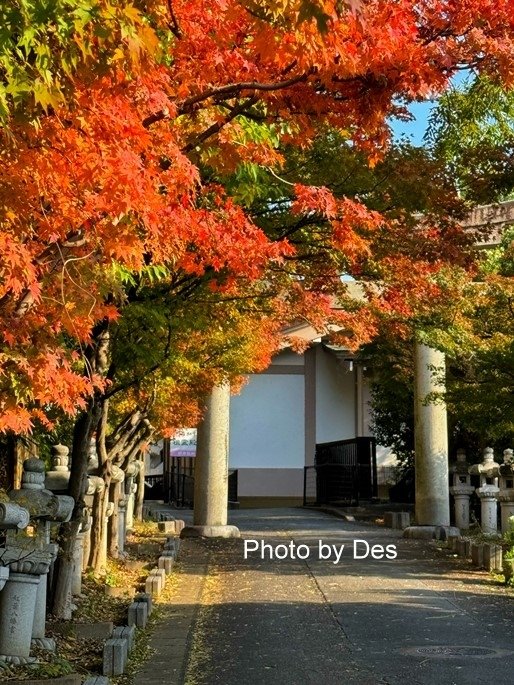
[144,474,165,500]
[304,463,360,506]
[304,437,377,506]
[147,464,238,507]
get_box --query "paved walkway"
[139,508,514,685]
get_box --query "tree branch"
[142,72,311,128]
[166,0,182,38]
[182,96,258,153]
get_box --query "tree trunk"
[51,324,110,617]
[88,479,109,571]
[89,398,112,573]
[52,407,97,617]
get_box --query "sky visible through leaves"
[391,71,469,144]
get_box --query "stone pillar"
[450,449,474,530]
[98,502,114,573]
[477,488,499,534]
[182,382,239,538]
[451,487,474,529]
[31,543,58,651]
[413,342,450,527]
[125,470,137,532]
[71,533,85,596]
[0,549,51,664]
[118,497,128,554]
[499,497,514,534]
[470,447,500,535]
[82,514,92,572]
[498,448,514,532]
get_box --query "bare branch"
[166,0,182,38]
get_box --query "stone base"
[180,525,240,539]
[0,654,37,665]
[403,525,460,540]
[31,637,56,651]
[436,525,461,541]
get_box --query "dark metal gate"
[165,456,195,507]
[303,437,377,506]
[158,456,238,508]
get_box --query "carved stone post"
[81,511,92,572]
[124,462,139,532]
[71,531,85,596]
[118,496,128,555]
[108,465,125,559]
[0,548,51,664]
[98,502,114,573]
[470,447,500,535]
[498,448,514,533]
[449,449,474,530]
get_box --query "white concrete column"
[183,382,239,538]
[414,342,450,527]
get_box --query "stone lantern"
[0,502,30,592]
[0,500,49,665]
[449,448,474,530]
[44,443,71,494]
[9,458,74,651]
[469,447,500,535]
[498,448,514,533]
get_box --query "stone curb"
[102,637,128,677]
[84,675,110,684]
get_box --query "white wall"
[229,373,305,469]
[362,374,373,435]
[315,346,355,443]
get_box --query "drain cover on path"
[402,645,509,658]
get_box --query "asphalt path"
[179,508,514,685]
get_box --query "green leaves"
[0,0,156,124]
[297,0,331,33]
[428,75,514,202]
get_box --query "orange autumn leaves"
[1,0,514,431]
